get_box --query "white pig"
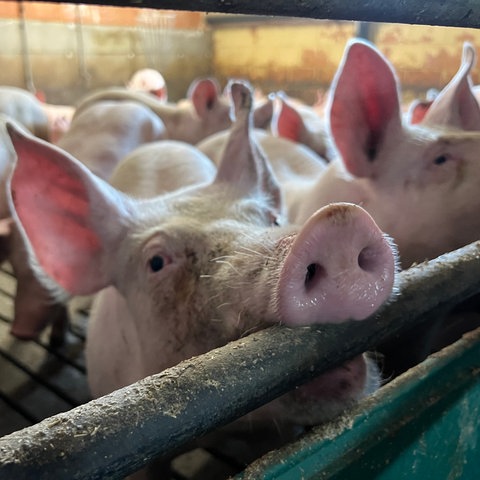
[127,68,168,102]
[74,77,274,145]
[198,41,480,378]
[202,40,480,271]
[0,116,70,343]
[110,140,217,197]
[7,79,396,450]
[56,100,167,181]
[271,92,335,161]
[0,87,49,141]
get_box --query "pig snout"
[277,203,396,326]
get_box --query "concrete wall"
[0,4,211,104]
[1,3,480,107]
[211,18,480,104]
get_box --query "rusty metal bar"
[0,241,480,479]
[14,0,480,29]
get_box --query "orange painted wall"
[0,2,205,28]
[1,3,480,105]
[212,18,480,103]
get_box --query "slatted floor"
[0,264,90,437]
[0,264,266,479]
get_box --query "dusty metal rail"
[0,241,479,479]
[27,0,480,29]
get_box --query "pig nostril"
[358,246,378,272]
[304,263,325,290]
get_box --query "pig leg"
[8,226,69,345]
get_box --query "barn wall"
[1,3,480,106]
[0,2,211,103]
[211,18,480,104]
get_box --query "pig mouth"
[274,354,377,425]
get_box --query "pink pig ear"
[406,99,433,124]
[215,81,283,213]
[188,78,222,119]
[271,95,305,143]
[328,39,402,178]
[422,43,480,131]
[7,122,131,296]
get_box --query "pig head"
[7,81,397,437]
[291,39,480,272]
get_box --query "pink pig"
[127,68,168,102]
[7,81,396,478]
[199,41,480,378]
[56,100,167,181]
[74,77,274,145]
[271,92,335,161]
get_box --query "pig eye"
[149,255,164,272]
[433,154,449,165]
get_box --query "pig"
[197,128,329,222]
[200,41,480,269]
[72,77,232,145]
[405,43,478,127]
[74,77,273,145]
[200,40,480,377]
[7,81,396,477]
[0,116,69,344]
[67,140,218,318]
[56,100,167,181]
[405,88,440,124]
[38,102,75,143]
[109,140,217,197]
[271,92,335,161]
[10,99,168,341]
[127,68,168,102]
[0,86,50,141]
[0,86,76,143]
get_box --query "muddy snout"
[278,202,396,326]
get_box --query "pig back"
[0,87,49,141]
[109,140,217,198]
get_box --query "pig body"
[57,100,167,181]
[75,78,274,145]
[73,78,232,145]
[0,87,49,141]
[7,79,396,461]
[0,86,75,143]
[109,140,217,197]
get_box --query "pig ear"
[422,43,480,131]
[188,78,222,119]
[328,39,402,178]
[271,95,305,143]
[406,99,433,124]
[253,94,274,129]
[7,122,132,296]
[215,81,282,213]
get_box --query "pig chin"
[273,354,380,426]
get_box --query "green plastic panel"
[238,327,480,480]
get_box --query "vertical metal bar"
[74,4,91,87]
[355,22,377,42]
[17,0,35,93]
